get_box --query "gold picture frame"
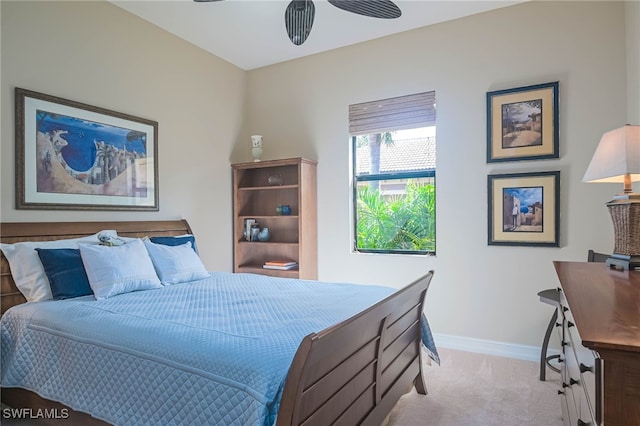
[487,82,559,163]
[488,171,560,247]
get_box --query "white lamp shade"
[582,125,640,183]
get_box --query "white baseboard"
[432,333,561,362]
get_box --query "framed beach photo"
[15,88,158,210]
[487,171,560,247]
[486,82,559,163]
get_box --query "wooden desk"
[553,261,640,426]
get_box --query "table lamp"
[582,124,640,270]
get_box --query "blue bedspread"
[1,272,438,425]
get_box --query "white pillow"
[143,239,210,285]
[0,230,117,302]
[79,238,162,300]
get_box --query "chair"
[588,249,609,263]
[538,249,610,381]
[538,289,561,381]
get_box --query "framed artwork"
[486,81,559,163]
[487,171,560,247]
[15,88,158,210]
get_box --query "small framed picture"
[486,82,559,163]
[488,171,560,247]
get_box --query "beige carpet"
[386,347,563,426]
[2,347,563,425]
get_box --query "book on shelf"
[263,262,298,270]
[264,260,297,267]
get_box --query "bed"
[0,219,437,425]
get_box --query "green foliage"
[356,182,435,252]
[355,132,395,148]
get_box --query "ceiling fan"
[193,0,402,46]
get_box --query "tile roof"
[356,137,436,175]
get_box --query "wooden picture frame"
[488,171,560,247]
[486,82,559,163]
[15,87,159,211]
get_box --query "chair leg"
[539,308,558,381]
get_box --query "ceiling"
[111,0,525,71]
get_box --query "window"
[350,91,436,254]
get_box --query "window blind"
[349,91,436,136]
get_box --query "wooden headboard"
[0,220,193,315]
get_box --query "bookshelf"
[232,157,317,279]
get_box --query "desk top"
[553,261,640,353]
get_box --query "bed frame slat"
[381,320,420,370]
[384,304,422,349]
[299,338,378,417]
[331,386,376,426]
[277,270,434,426]
[380,340,420,394]
[301,362,376,425]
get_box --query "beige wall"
[627,0,640,122]
[1,1,634,351]
[1,1,246,272]
[245,1,630,348]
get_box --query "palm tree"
[94,141,112,184]
[356,182,435,251]
[357,132,394,192]
[126,130,146,150]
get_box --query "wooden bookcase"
[232,157,317,279]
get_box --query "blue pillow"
[35,248,93,300]
[149,235,198,253]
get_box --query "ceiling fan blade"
[328,0,401,19]
[285,0,315,46]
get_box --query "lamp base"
[606,254,640,270]
[606,194,640,269]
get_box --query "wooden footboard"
[277,271,434,426]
